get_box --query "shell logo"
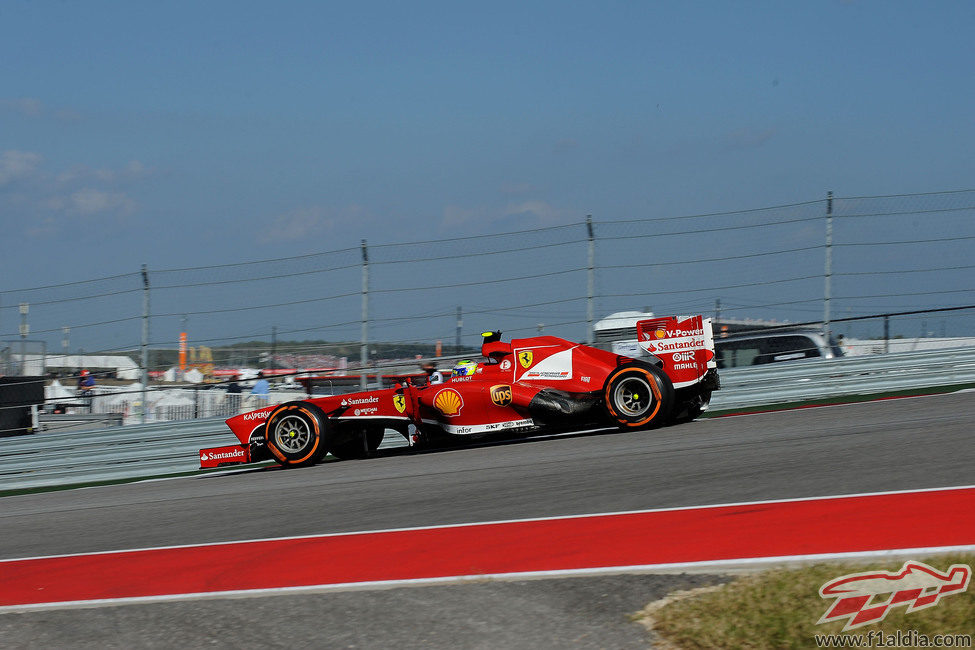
[654,327,667,339]
[434,388,464,417]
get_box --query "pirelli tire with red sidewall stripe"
[264,401,332,467]
[603,362,675,429]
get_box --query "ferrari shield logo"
[393,394,406,413]
[518,350,533,369]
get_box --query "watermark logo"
[818,561,970,631]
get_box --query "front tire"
[604,364,674,429]
[264,402,330,467]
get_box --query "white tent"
[44,380,75,401]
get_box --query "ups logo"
[490,384,512,407]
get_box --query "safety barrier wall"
[709,346,975,410]
[2,347,974,491]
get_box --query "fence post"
[455,306,462,350]
[141,265,150,424]
[18,302,28,376]
[360,240,369,390]
[824,192,833,342]
[883,314,890,354]
[586,215,595,344]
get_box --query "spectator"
[77,369,95,393]
[251,371,270,402]
[77,369,96,411]
[226,375,242,415]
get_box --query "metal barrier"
[2,347,974,491]
[710,346,975,410]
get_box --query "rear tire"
[604,364,674,429]
[264,402,330,467]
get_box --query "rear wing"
[636,315,717,389]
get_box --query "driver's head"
[452,360,478,378]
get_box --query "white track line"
[3,483,973,564]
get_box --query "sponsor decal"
[520,348,573,381]
[643,337,707,354]
[353,407,379,416]
[523,371,570,379]
[500,359,512,371]
[434,388,464,417]
[611,340,642,356]
[485,418,532,430]
[199,445,252,468]
[637,315,716,389]
[393,394,406,413]
[444,418,534,434]
[340,395,380,407]
[817,560,971,631]
[581,376,591,383]
[243,410,271,421]
[518,350,533,369]
[201,448,246,461]
[490,384,512,407]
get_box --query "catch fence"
[0,188,972,433]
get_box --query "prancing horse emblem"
[393,394,406,413]
[518,350,533,369]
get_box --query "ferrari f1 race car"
[200,315,720,469]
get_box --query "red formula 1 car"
[199,315,719,469]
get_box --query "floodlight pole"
[824,192,833,342]
[455,306,462,351]
[141,265,150,424]
[360,240,369,390]
[19,303,29,376]
[586,215,595,344]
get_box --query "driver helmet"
[452,360,478,378]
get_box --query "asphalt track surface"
[1,392,973,647]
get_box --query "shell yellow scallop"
[434,388,464,416]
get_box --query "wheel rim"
[613,376,654,417]
[272,414,312,453]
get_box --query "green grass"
[638,554,975,649]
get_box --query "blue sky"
[1,1,974,351]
